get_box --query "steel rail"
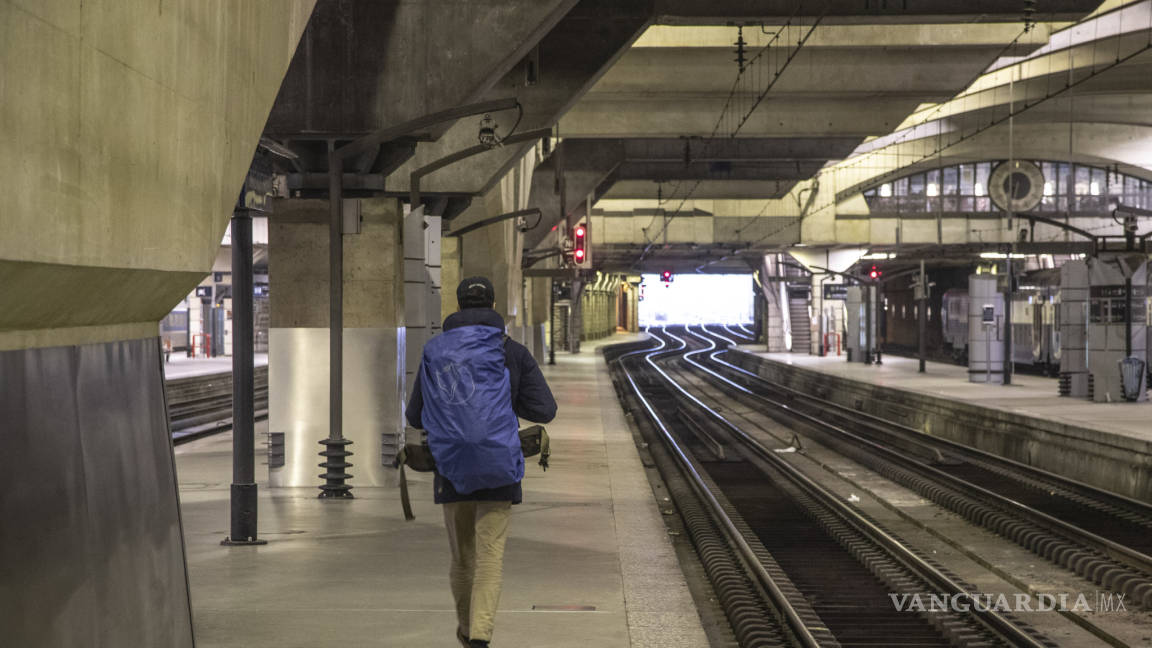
[701,324,1152,519]
[685,325,1152,600]
[645,326,1049,648]
[615,332,825,648]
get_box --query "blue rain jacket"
[418,324,524,495]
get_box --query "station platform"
[163,352,269,380]
[729,346,1152,502]
[176,334,710,648]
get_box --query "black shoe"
[456,629,470,648]
[468,641,489,648]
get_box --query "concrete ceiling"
[255,0,1123,271]
[535,15,1097,269]
[822,2,1152,208]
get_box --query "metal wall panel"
[0,337,194,647]
[968,275,1005,384]
[269,327,404,488]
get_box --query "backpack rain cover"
[419,325,524,494]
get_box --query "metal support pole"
[548,279,556,365]
[310,99,516,498]
[1125,277,1133,358]
[199,296,211,357]
[817,274,827,357]
[1003,258,1013,385]
[222,204,265,546]
[918,259,927,373]
[320,153,353,498]
[864,283,874,364]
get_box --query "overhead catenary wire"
[634,2,824,268]
[834,4,1152,203]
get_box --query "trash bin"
[1119,356,1147,402]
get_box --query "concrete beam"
[387,0,652,197]
[634,23,1059,49]
[652,0,1100,24]
[266,0,578,135]
[1,0,314,349]
[524,139,625,249]
[620,136,861,161]
[617,160,825,181]
[563,94,922,138]
[591,44,1034,97]
[604,179,798,199]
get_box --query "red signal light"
[869,264,881,280]
[572,223,588,266]
[661,270,672,282]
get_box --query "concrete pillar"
[845,286,876,363]
[441,236,462,321]
[1086,255,1148,402]
[0,2,313,645]
[268,198,405,488]
[810,274,826,355]
[404,205,442,399]
[458,152,536,339]
[762,257,788,352]
[527,276,551,362]
[969,274,1005,384]
[1060,260,1090,397]
[627,280,640,332]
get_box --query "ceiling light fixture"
[478,114,500,149]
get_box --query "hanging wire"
[834,9,1152,204]
[634,1,823,267]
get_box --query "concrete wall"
[1,0,314,350]
[581,276,622,341]
[1,2,313,643]
[726,348,1152,502]
[591,208,799,247]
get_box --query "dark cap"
[457,276,495,309]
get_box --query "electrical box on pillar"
[572,222,590,268]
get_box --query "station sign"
[822,284,849,300]
[239,156,275,213]
[981,305,996,324]
[1090,285,1147,324]
[195,286,212,298]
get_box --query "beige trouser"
[443,501,512,642]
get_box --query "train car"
[1012,282,1061,375]
[160,309,189,355]
[930,278,1062,374]
[887,266,1149,384]
[940,288,969,363]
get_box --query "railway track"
[165,366,268,443]
[607,330,1053,648]
[684,324,1152,615]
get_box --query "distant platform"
[176,334,709,648]
[730,346,1152,501]
[734,349,1151,442]
[163,353,268,380]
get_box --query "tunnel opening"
[639,273,754,326]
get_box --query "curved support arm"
[409,127,552,207]
[446,208,542,238]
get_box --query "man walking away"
[406,276,557,648]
